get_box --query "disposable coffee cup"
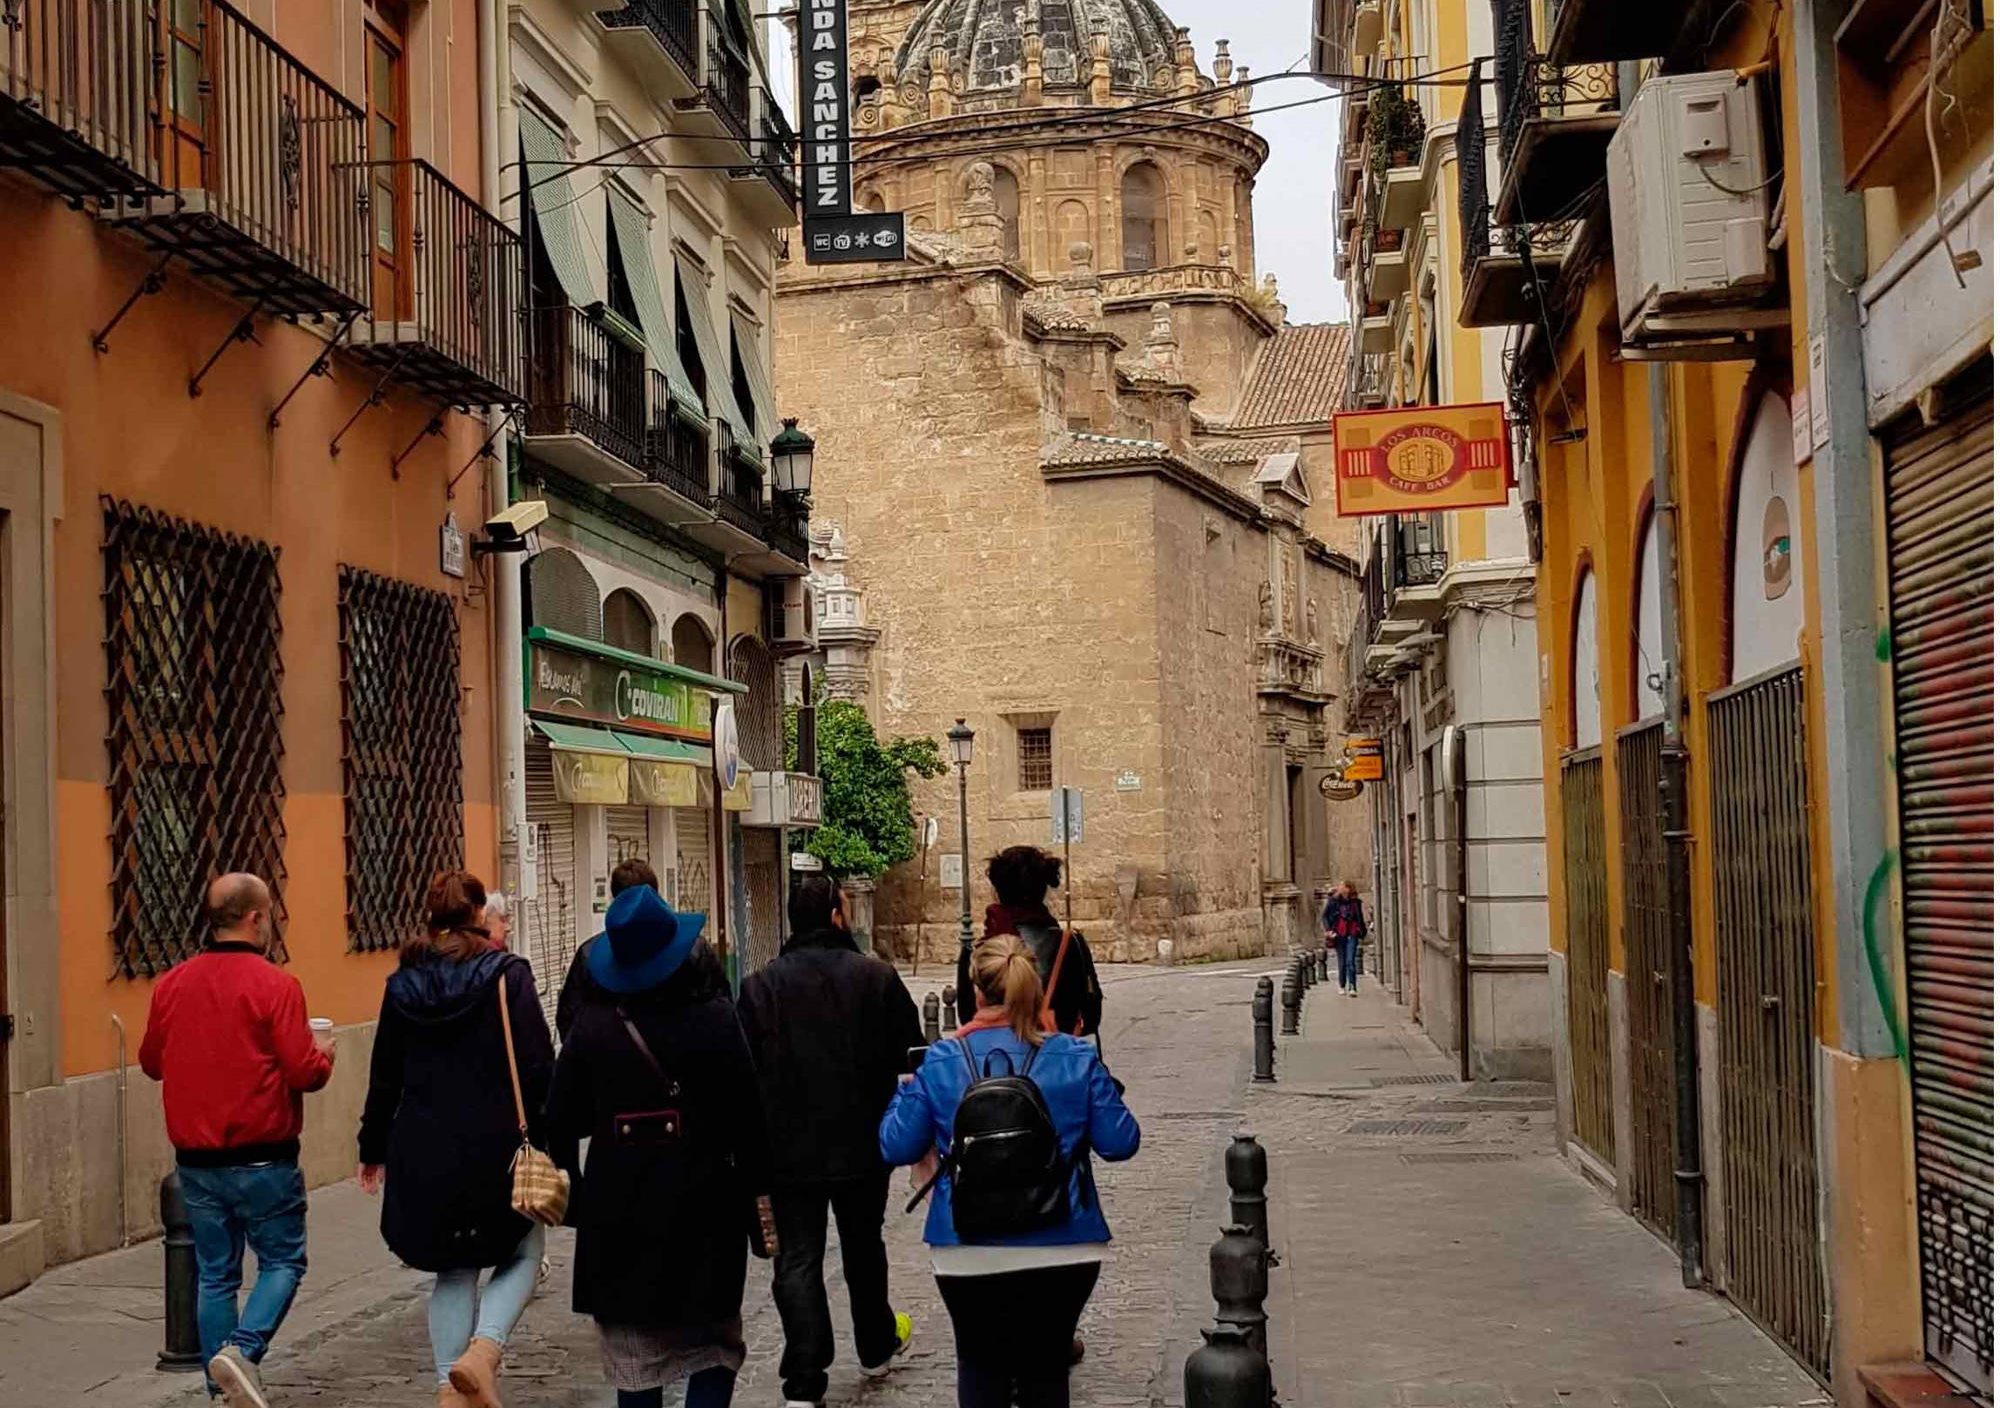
[309,1018,334,1036]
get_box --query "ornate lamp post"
[946,718,975,984]
[769,417,815,507]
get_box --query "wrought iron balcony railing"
[527,305,648,470]
[348,158,525,406]
[111,0,369,316]
[0,0,156,198]
[646,374,715,504]
[714,459,765,536]
[1458,56,1584,328]
[1493,0,1618,223]
[748,90,797,209]
[704,18,751,149]
[764,499,809,565]
[1392,515,1449,589]
[599,0,699,83]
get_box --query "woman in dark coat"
[954,846,1103,1037]
[357,870,555,1408]
[544,883,775,1408]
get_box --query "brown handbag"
[497,980,569,1226]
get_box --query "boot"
[447,1337,504,1408]
[437,1385,472,1408]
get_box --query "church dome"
[894,0,1183,97]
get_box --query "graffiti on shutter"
[523,741,576,1029]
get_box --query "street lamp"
[947,718,975,991]
[769,417,815,513]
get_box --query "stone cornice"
[854,104,1269,171]
[1041,453,1264,527]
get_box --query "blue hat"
[587,884,706,995]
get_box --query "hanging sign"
[798,0,851,219]
[1331,402,1513,517]
[804,211,907,264]
[1344,737,1385,783]
[1320,775,1365,802]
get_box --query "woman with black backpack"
[882,935,1140,1408]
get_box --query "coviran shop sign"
[1332,402,1513,517]
[528,638,712,744]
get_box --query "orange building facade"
[0,0,518,1288]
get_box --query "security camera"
[473,500,549,556]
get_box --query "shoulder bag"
[497,979,569,1226]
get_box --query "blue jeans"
[177,1161,309,1384]
[1335,934,1361,990]
[615,1367,735,1408]
[428,1224,545,1383]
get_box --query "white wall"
[1729,391,1806,681]
[1635,513,1664,718]
[1573,568,1602,749]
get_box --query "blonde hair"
[969,935,1045,1045]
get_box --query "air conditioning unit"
[768,577,815,651]
[1608,71,1785,351]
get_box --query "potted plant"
[1365,86,1426,178]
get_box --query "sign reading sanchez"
[1331,402,1513,517]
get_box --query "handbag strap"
[1041,926,1075,1031]
[496,973,529,1140]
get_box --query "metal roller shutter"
[1618,720,1677,1241]
[522,740,577,1028]
[606,804,652,872]
[1885,373,1994,1396]
[1561,749,1614,1165]
[677,804,713,919]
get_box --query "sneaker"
[860,1311,914,1378]
[208,1346,269,1408]
[782,1401,823,1408]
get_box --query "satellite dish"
[714,702,742,790]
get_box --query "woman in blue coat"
[880,935,1141,1408]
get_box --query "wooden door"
[160,0,209,191]
[363,2,409,317]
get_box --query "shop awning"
[532,720,714,809]
[674,250,755,452]
[532,720,630,757]
[729,308,778,448]
[608,187,705,425]
[519,105,599,311]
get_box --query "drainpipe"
[481,0,529,911]
[1445,723,1471,1082]
[1649,361,1705,1289]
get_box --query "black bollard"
[922,991,940,1044]
[1225,1134,1272,1255]
[1251,978,1276,1082]
[1317,947,1329,984]
[1184,1322,1271,1408]
[1279,968,1300,1036]
[940,985,959,1035]
[1301,949,1316,989]
[1210,1223,1270,1357]
[157,1172,203,1372]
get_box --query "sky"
[764,3,1348,325]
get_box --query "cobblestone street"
[9,963,1831,1408]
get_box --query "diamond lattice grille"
[339,566,464,952]
[103,498,287,977]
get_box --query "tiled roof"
[1231,323,1352,430]
[1199,435,1298,465]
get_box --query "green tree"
[786,696,946,879]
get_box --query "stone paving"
[3,962,1834,1408]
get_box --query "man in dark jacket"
[737,875,925,1407]
[555,857,657,1041]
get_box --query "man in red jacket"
[140,873,335,1408]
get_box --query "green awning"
[532,720,630,757]
[520,105,598,310]
[728,308,778,449]
[608,188,705,425]
[619,732,713,766]
[674,250,754,451]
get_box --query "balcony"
[671,2,753,159]
[1376,157,1426,232]
[524,304,648,481]
[638,380,719,522]
[1493,0,1619,225]
[106,0,368,317]
[1366,227,1409,302]
[1358,301,1395,353]
[1546,0,1687,65]
[764,499,809,568]
[731,89,796,227]
[1352,0,1384,57]
[1259,637,1328,703]
[0,0,158,200]
[1352,350,1394,409]
[347,159,525,407]
[1457,62,1570,328]
[597,0,701,101]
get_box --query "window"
[672,613,716,672]
[1121,162,1168,270]
[993,165,1021,260]
[167,0,205,127]
[527,546,603,640]
[1018,726,1053,791]
[603,588,656,656]
[364,1,409,316]
[103,500,285,977]
[339,567,464,953]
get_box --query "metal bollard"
[922,991,940,1044]
[940,985,959,1035]
[157,1172,204,1372]
[1225,1134,1272,1256]
[1251,978,1276,1082]
[1184,1322,1270,1408]
[1316,947,1329,984]
[1279,968,1300,1036]
[1301,949,1316,989]
[1210,1223,1270,1357]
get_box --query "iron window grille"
[1018,727,1054,792]
[338,566,464,952]
[103,498,286,977]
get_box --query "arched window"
[1120,162,1168,271]
[671,613,716,673]
[856,185,887,213]
[603,588,656,657]
[1634,507,1664,719]
[727,635,780,770]
[1727,390,1805,682]
[992,165,1021,261]
[1572,565,1602,749]
[1050,198,1091,268]
[528,546,602,641]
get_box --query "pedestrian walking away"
[138,873,334,1408]
[545,884,777,1408]
[737,875,925,1407]
[555,858,658,1041]
[955,846,1103,1039]
[1323,881,1367,996]
[884,936,1141,1408]
[357,870,558,1408]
